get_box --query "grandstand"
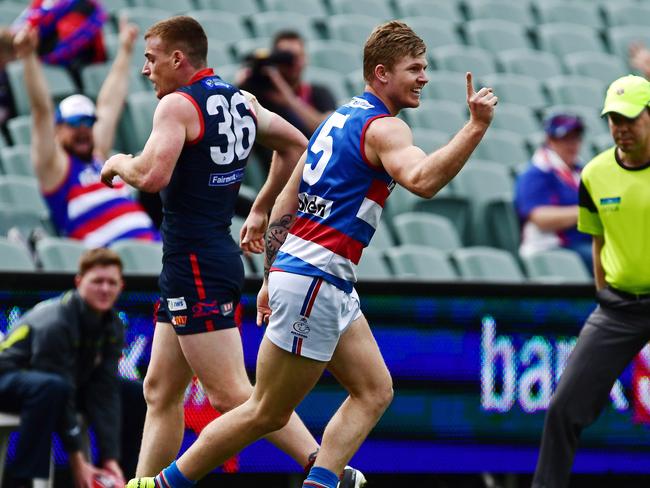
[0,0,641,282]
[1,0,650,486]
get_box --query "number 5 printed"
[206,92,256,165]
[303,112,349,185]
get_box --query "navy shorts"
[157,252,244,335]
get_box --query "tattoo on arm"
[264,213,295,280]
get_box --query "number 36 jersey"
[273,92,395,293]
[161,68,257,255]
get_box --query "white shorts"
[265,271,362,362]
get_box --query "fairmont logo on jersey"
[298,193,333,218]
[209,168,245,186]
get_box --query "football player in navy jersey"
[100,15,370,486]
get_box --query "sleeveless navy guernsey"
[160,68,257,256]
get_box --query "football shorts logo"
[192,300,221,318]
[291,317,310,339]
[172,315,187,327]
[167,297,187,311]
[220,301,234,316]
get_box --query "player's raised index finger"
[466,72,474,98]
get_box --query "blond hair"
[145,16,207,69]
[363,21,426,82]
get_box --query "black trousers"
[532,288,650,488]
[0,370,70,479]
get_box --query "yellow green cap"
[601,75,650,118]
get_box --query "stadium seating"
[0,207,53,239]
[563,52,628,86]
[0,145,33,178]
[420,70,468,103]
[122,91,158,155]
[544,75,606,109]
[195,0,259,16]
[393,212,462,252]
[536,23,606,57]
[394,0,463,23]
[602,3,650,28]
[483,195,521,255]
[188,11,252,44]
[36,237,86,273]
[367,220,397,252]
[110,239,163,275]
[471,129,530,169]
[465,19,534,52]
[384,245,458,281]
[464,0,536,26]
[329,0,395,20]
[308,40,363,74]
[608,26,650,59]
[522,248,592,284]
[304,67,351,103]
[400,17,464,50]
[496,48,563,82]
[117,8,171,37]
[356,247,393,280]
[249,12,320,40]
[265,0,329,20]
[487,102,542,137]
[533,1,604,29]
[430,45,498,78]
[0,238,35,272]
[137,0,195,13]
[407,100,466,134]
[451,246,525,282]
[410,128,450,154]
[7,62,77,117]
[0,175,49,220]
[81,63,149,99]
[326,14,380,45]
[479,73,547,111]
[412,193,471,244]
[0,3,26,26]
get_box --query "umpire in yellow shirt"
[532,75,650,488]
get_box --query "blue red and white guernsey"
[44,154,159,248]
[272,92,395,293]
[161,68,257,256]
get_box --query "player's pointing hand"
[466,71,497,128]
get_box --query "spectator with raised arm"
[15,18,159,248]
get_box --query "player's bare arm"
[101,93,193,191]
[366,72,497,198]
[240,91,308,253]
[256,153,306,325]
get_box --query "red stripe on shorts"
[189,253,206,300]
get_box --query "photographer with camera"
[240,30,336,141]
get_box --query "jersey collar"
[186,68,215,85]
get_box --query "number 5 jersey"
[272,92,395,293]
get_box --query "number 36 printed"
[206,92,256,165]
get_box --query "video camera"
[243,48,295,94]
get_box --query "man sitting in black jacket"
[0,248,126,488]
